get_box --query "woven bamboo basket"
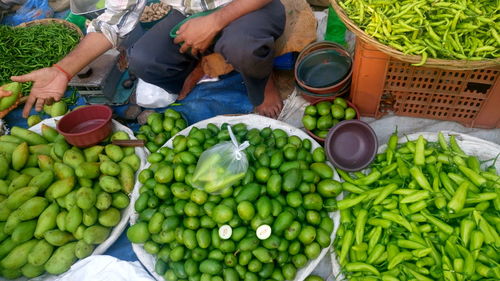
[17,18,84,39]
[331,0,500,70]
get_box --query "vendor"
[13,0,286,119]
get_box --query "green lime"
[255,167,271,182]
[331,104,345,119]
[237,201,255,221]
[316,115,333,130]
[333,97,348,109]
[302,115,317,131]
[304,105,317,116]
[315,101,332,116]
[345,107,357,120]
[212,205,233,224]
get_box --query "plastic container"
[350,40,500,129]
[57,105,112,147]
[324,119,378,172]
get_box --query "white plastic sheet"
[130,114,343,281]
[40,255,154,281]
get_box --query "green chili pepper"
[366,244,385,264]
[438,132,449,151]
[345,262,381,275]
[353,170,381,186]
[373,184,398,205]
[336,168,356,184]
[465,192,497,204]
[447,181,469,213]
[409,166,432,191]
[342,182,367,194]
[469,230,484,260]
[339,229,354,266]
[368,226,383,253]
[421,211,454,235]
[449,135,467,157]
[401,190,431,204]
[458,165,487,187]
[367,218,392,228]
[414,135,426,166]
[355,209,368,245]
[388,251,413,270]
[382,211,412,232]
[336,193,369,210]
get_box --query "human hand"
[173,14,222,57]
[11,67,69,118]
[0,87,11,98]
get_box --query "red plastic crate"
[350,40,500,129]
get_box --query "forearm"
[56,32,113,77]
[212,0,272,30]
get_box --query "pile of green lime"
[136,109,188,153]
[302,97,357,139]
[128,123,343,281]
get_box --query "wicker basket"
[17,18,84,40]
[331,0,500,70]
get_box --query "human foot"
[255,76,283,119]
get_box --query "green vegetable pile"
[136,109,188,153]
[128,123,342,281]
[333,131,500,280]
[0,23,80,94]
[337,0,500,64]
[302,97,357,139]
[0,125,141,278]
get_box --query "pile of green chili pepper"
[333,131,500,281]
[338,0,500,65]
[0,23,80,94]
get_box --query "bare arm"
[55,32,113,77]
[174,0,272,56]
[12,32,112,117]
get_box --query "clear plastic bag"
[191,126,249,194]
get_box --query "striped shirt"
[88,0,232,47]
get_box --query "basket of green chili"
[331,131,500,280]
[331,0,500,70]
[0,18,82,96]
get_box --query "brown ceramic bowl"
[295,41,353,95]
[324,120,378,171]
[57,105,113,148]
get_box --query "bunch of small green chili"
[333,131,500,281]
[0,23,80,94]
[338,0,500,65]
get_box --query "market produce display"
[129,116,342,281]
[332,131,500,280]
[0,22,80,94]
[302,97,357,139]
[0,124,142,279]
[136,109,188,153]
[336,0,500,65]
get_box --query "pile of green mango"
[136,109,188,153]
[0,124,141,278]
[128,123,343,281]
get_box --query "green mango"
[0,82,21,111]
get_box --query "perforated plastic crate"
[351,40,500,129]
